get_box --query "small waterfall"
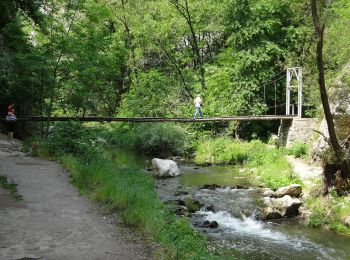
[194,194,339,260]
[155,164,350,260]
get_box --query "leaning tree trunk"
[310,0,350,194]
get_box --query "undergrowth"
[288,141,309,158]
[107,123,188,157]
[195,137,301,190]
[304,190,350,234]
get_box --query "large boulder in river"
[275,184,302,198]
[262,195,302,220]
[151,158,180,178]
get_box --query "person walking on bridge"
[194,94,203,118]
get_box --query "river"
[113,150,350,259]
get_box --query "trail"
[0,135,151,260]
[286,155,322,182]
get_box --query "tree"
[170,0,206,90]
[310,0,350,194]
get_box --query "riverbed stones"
[151,158,180,178]
[201,184,221,190]
[342,216,350,227]
[262,188,276,197]
[230,184,248,189]
[195,161,212,167]
[299,206,312,219]
[178,195,201,213]
[204,205,214,212]
[167,156,185,164]
[275,184,302,198]
[262,195,302,220]
[174,185,191,196]
[201,220,218,229]
[175,206,190,217]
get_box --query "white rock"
[262,188,275,197]
[275,184,302,198]
[343,216,350,227]
[151,158,180,178]
[262,195,302,220]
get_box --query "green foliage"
[119,70,177,117]
[308,208,330,228]
[0,0,320,125]
[39,122,107,163]
[195,137,301,190]
[324,0,350,73]
[289,142,309,158]
[195,137,243,164]
[195,138,270,165]
[305,193,350,234]
[59,155,216,259]
[108,123,187,157]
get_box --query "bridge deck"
[11,115,297,123]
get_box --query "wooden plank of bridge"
[10,115,297,123]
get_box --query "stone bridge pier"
[278,118,317,147]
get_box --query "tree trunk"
[171,0,206,90]
[310,0,350,193]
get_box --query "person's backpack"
[5,115,17,122]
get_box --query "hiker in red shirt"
[6,103,16,142]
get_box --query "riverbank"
[193,137,350,235]
[59,155,215,259]
[26,123,218,259]
[25,121,350,258]
[286,156,350,235]
[194,137,301,190]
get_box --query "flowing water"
[112,150,350,259]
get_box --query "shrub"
[308,208,330,228]
[289,142,308,158]
[195,138,301,190]
[109,123,187,157]
[39,122,107,163]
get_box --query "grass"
[195,137,301,190]
[288,141,309,158]
[0,175,22,201]
[59,154,217,259]
[304,190,350,234]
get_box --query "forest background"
[1,0,349,135]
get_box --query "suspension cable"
[274,81,277,115]
[260,70,286,85]
[263,84,266,115]
[262,74,286,87]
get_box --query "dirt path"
[286,155,322,194]
[0,136,151,260]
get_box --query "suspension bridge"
[5,67,303,123]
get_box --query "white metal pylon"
[286,67,303,118]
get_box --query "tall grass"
[288,141,309,158]
[195,137,301,190]
[304,191,350,234]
